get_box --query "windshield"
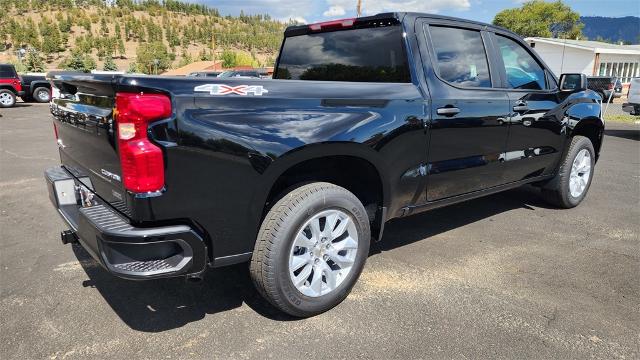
[275,25,411,83]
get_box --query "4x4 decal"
[194,84,269,96]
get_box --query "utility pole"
[357,0,362,17]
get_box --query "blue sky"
[193,0,639,24]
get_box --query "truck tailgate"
[49,74,127,214]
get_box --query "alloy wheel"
[37,89,50,102]
[288,209,359,297]
[569,149,591,198]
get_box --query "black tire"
[0,89,16,108]
[33,87,51,103]
[541,135,595,208]
[598,92,607,103]
[250,182,371,317]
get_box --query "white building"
[525,37,640,86]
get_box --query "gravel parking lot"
[1,103,638,359]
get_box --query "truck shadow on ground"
[74,186,551,332]
[604,128,639,141]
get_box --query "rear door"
[489,32,565,182]
[419,20,510,201]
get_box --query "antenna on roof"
[560,37,567,74]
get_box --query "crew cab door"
[488,32,565,182]
[418,20,510,201]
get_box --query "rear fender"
[29,80,51,94]
[249,142,391,236]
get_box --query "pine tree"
[25,49,45,72]
[103,55,118,71]
[117,38,126,58]
[83,54,97,72]
[178,51,193,67]
[61,51,86,71]
[127,61,138,73]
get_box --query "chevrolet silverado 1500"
[45,13,604,317]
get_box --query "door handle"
[437,107,460,116]
[513,102,529,112]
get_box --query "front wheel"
[250,182,370,317]
[541,135,595,208]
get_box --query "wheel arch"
[570,116,604,161]
[29,81,51,95]
[254,143,390,242]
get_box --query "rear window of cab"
[275,24,411,83]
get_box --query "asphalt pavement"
[1,103,638,359]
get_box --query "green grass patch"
[605,114,639,124]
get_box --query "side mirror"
[559,73,587,92]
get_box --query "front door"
[490,33,565,183]
[421,22,511,201]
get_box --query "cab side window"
[429,26,492,88]
[496,35,546,90]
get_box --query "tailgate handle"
[437,106,460,116]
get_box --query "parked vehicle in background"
[45,12,604,317]
[0,64,24,107]
[187,71,222,78]
[623,78,640,115]
[217,69,261,78]
[588,76,623,102]
[20,73,52,103]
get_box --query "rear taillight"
[115,92,171,193]
[309,18,355,31]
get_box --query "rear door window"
[275,25,411,83]
[428,26,492,88]
[495,35,546,90]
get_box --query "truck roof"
[285,12,522,40]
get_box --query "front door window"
[496,35,546,90]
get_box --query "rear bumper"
[45,166,207,280]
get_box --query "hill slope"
[0,0,291,73]
[581,16,640,44]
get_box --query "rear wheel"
[250,182,370,317]
[33,87,51,103]
[541,136,595,208]
[0,89,16,108]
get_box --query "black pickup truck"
[45,13,604,317]
[20,73,52,103]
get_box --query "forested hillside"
[581,16,640,44]
[0,0,292,73]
